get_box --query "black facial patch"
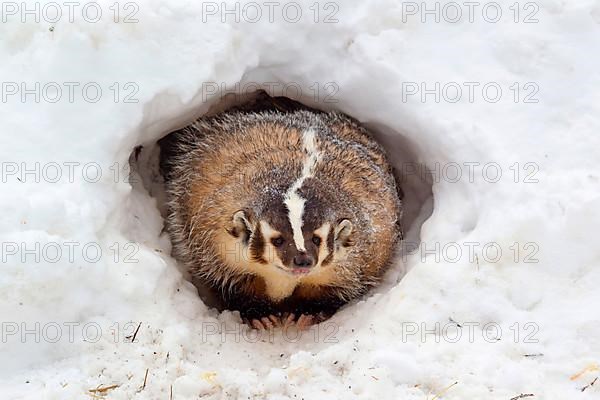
[321,224,335,266]
[249,222,267,264]
[296,184,334,266]
[260,195,298,267]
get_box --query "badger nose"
[293,253,314,268]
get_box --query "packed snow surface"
[1,0,600,399]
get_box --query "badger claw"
[295,314,315,331]
[250,319,266,330]
[261,316,275,329]
[282,313,296,328]
[269,314,282,327]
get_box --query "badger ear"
[334,219,353,247]
[228,210,254,243]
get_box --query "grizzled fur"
[159,93,403,320]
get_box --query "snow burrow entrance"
[127,88,434,314]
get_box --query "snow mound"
[1,0,600,399]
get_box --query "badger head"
[224,186,356,299]
[228,199,353,271]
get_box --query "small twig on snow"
[509,394,534,400]
[581,377,598,392]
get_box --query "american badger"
[160,93,402,329]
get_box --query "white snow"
[1,0,600,399]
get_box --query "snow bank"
[1,0,599,398]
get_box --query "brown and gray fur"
[159,93,403,321]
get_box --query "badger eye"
[271,237,284,247]
[312,236,322,246]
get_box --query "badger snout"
[293,252,314,268]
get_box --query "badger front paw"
[245,312,330,331]
[270,312,329,330]
[247,314,282,330]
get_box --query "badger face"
[227,197,354,279]
[221,127,358,300]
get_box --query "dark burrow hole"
[129,90,434,316]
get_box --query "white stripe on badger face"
[283,129,320,252]
[285,192,306,251]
